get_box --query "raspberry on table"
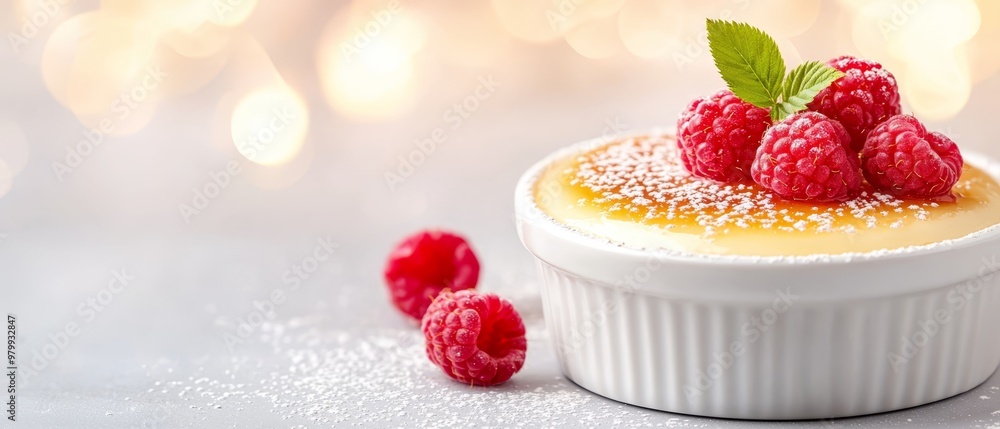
[861,114,963,198]
[676,89,772,182]
[384,230,480,321]
[751,112,862,202]
[807,55,902,151]
[421,290,527,386]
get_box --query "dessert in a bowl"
[516,132,1000,419]
[535,133,1000,256]
[515,20,1000,421]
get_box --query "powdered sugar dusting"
[570,135,934,237]
[137,319,709,427]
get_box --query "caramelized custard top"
[534,134,1000,256]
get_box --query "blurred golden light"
[888,0,979,58]
[163,23,233,58]
[901,56,973,121]
[42,11,166,135]
[491,0,566,43]
[153,42,230,98]
[223,34,289,92]
[6,0,77,63]
[434,2,513,67]
[564,14,623,59]
[320,54,414,120]
[100,0,212,33]
[744,0,821,38]
[559,0,627,31]
[316,4,426,120]
[969,0,1000,83]
[40,12,96,107]
[36,0,265,134]
[6,0,73,55]
[0,120,30,177]
[617,0,686,59]
[231,86,310,166]
[852,0,981,120]
[208,0,258,27]
[836,0,869,11]
[575,0,627,20]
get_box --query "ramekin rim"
[514,129,1000,266]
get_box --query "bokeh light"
[851,0,982,120]
[4,0,77,63]
[432,2,512,67]
[565,14,624,59]
[617,0,686,59]
[208,0,258,27]
[491,0,567,43]
[316,2,426,121]
[744,0,822,38]
[11,0,1000,172]
[231,86,310,166]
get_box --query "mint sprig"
[706,20,843,121]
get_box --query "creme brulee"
[534,134,1000,256]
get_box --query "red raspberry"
[676,89,772,182]
[861,115,963,198]
[421,290,526,386]
[751,112,862,202]
[384,230,480,321]
[807,55,902,151]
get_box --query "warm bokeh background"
[1,0,997,237]
[2,0,1000,426]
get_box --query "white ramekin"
[515,132,1000,420]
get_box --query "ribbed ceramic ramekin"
[514,133,1000,420]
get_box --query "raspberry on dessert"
[751,112,862,202]
[384,230,480,321]
[676,89,772,182]
[861,114,963,198]
[807,55,902,151]
[421,290,527,386]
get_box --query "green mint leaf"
[773,61,844,121]
[706,19,785,110]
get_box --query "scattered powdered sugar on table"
[571,135,933,236]
[137,318,709,428]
